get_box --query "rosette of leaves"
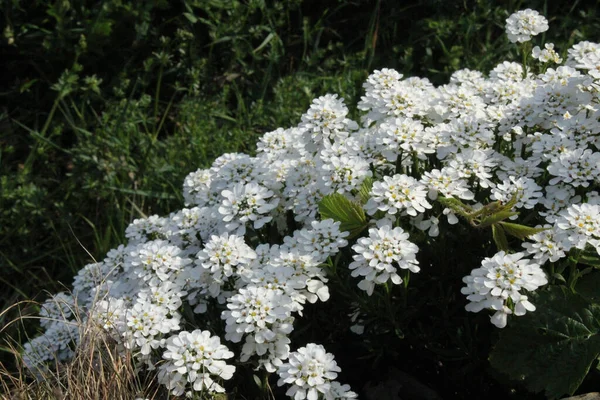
[490,272,600,399]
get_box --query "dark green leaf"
[479,211,519,228]
[492,224,509,251]
[319,193,368,238]
[552,273,566,284]
[437,196,471,216]
[579,246,600,268]
[499,222,548,240]
[499,191,520,212]
[490,286,600,399]
[253,32,276,53]
[358,177,373,205]
[183,12,198,23]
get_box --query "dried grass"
[0,300,165,400]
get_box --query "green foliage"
[437,195,545,251]
[498,222,548,241]
[490,283,600,399]
[2,0,600,397]
[358,177,374,205]
[318,193,368,239]
[578,246,600,269]
[491,224,509,252]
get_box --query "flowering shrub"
[20,9,600,399]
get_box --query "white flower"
[461,251,547,328]
[167,207,205,248]
[321,155,372,194]
[566,41,600,67]
[39,292,76,329]
[547,148,600,188]
[195,233,256,297]
[296,219,349,262]
[182,168,213,207]
[328,381,359,399]
[211,153,276,192]
[532,43,562,63]
[490,61,525,82]
[277,343,344,400]
[522,225,569,264]
[127,240,191,282]
[539,184,581,223]
[556,203,600,251]
[490,176,543,212]
[418,216,440,237]
[349,224,420,295]
[219,182,279,235]
[124,299,180,356]
[72,262,113,305]
[301,94,358,144]
[125,215,170,244]
[257,127,306,161]
[137,278,186,311]
[23,320,80,375]
[91,297,128,334]
[446,149,498,188]
[267,247,330,304]
[420,167,474,201]
[222,286,293,344]
[377,117,431,160]
[240,326,292,372]
[158,330,235,397]
[505,9,549,43]
[365,174,431,217]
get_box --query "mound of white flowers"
[23,9,600,398]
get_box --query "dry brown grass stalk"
[0,300,166,400]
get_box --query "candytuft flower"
[505,9,549,43]
[349,224,420,295]
[461,251,548,328]
[277,343,355,400]
[158,330,235,397]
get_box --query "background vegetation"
[1,0,599,397]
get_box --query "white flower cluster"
[532,43,562,64]
[277,343,357,400]
[350,223,419,295]
[505,9,549,43]
[22,8,600,397]
[158,330,235,397]
[461,251,548,328]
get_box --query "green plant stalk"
[395,150,404,174]
[383,281,398,328]
[568,249,582,290]
[521,41,531,79]
[154,64,164,132]
[23,99,60,173]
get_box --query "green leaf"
[253,32,276,53]
[358,177,373,205]
[183,12,198,23]
[19,79,38,93]
[499,191,520,212]
[579,246,600,268]
[318,193,368,238]
[490,286,600,399]
[552,273,567,284]
[499,222,548,240]
[492,224,509,251]
[478,211,519,228]
[437,196,472,216]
